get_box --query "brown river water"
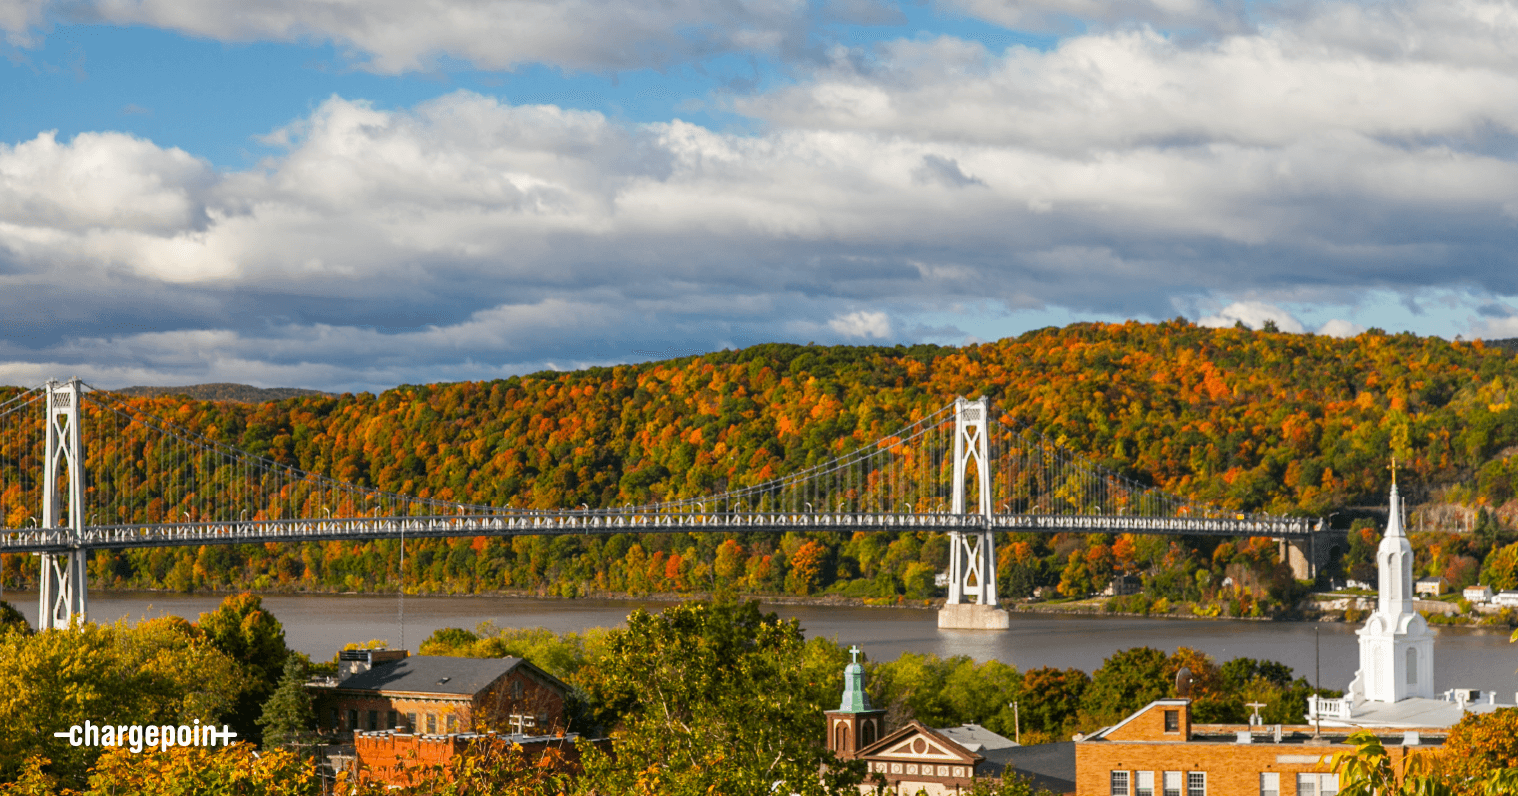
[8,591,1516,695]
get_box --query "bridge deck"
[0,512,1316,553]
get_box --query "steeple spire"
[839,646,872,712]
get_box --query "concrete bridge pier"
[1277,523,1347,582]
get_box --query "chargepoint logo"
[53,720,238,753]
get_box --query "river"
[7,590,1516,695]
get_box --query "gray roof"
[935,723,1018,753]
[981,742,1076,795]
[338,656,528,697]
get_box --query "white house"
[1463,585,1494,603]
[1494,591,1518,608]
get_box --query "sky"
[4,0,1518,393]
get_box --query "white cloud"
[15,0,809,73]
[1470,316,1518,342]
[946,0,1245,35]
[8,1,1518,387]
[1197,301,1305,333]
[828,310,893,339]
[1316,318,1366,338]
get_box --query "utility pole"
[1313,625,1322,740]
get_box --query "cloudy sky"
[4,0,1518,392]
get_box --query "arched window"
[862,721,876,746]
[1406,648,1418,685]
[835,723,849,752]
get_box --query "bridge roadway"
[0,510,1317,553]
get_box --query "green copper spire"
[839,645,872,712]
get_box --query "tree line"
[9,322,1518,610]
[4,596,1518,795]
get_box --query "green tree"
[1013,667,1090,742]
[575,600,863,795]
[196,593,289,746]
[0,600,30,635]
[258,657,316,752]
[0,618,240,785]
[1481,542,1518,591]
[1080,647,1169,728]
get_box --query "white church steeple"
[1347,464,1435,705]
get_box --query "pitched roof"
[936,723,1018,753]
[980,741,1076,794]
[855,720,983,765]
[337,656,530,697]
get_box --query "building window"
[1297,774,1339,796]
[1111,770,1131,795]
[1187,771,1205,796]
[387,710,397,730]
[1260,772,1279,796]
[1164,710,1180,732]
[1136,771,1155,796]
[329,709,338,731]
[863,721,876,745]
[406,712,417,732]
[367,710,378,731]
[513,679,524,699]
[426,714,436,734]
[1163,771,1182,796]
[446,714,456,732]
[1406,648,1417,685]
[347,710,358,732]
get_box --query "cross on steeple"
[849,645,862,664]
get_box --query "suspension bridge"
[0,379,1325,631]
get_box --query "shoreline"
[10,585,1513,633]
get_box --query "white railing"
[1308,695,1352,720]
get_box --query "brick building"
[351,729,585,787]
[1075,698,1442,796]
[826,646,1074,795]
[309,648,570,740]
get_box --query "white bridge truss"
[0,381,1320,628]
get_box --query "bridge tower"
[938,397,1009,630]
[38,378,87,630]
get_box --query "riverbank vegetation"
[7,322,1518,617]
[5,595,1516,794]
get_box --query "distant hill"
[113,383,331,403]
[1484,337,1518,355]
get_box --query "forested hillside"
[6,321,1518,611]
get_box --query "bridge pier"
[1276,523,1345,582]
[938,398,1009,630]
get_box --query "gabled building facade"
[824,647,1070,794]
[855,720,985,794]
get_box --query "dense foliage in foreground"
[2,595,1514,795]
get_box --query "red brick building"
[1076,698,1442,796]
[352,730,585,787]
[308,648,570,740]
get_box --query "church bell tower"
[825,646,887,760]
[1347,468,1435,705]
